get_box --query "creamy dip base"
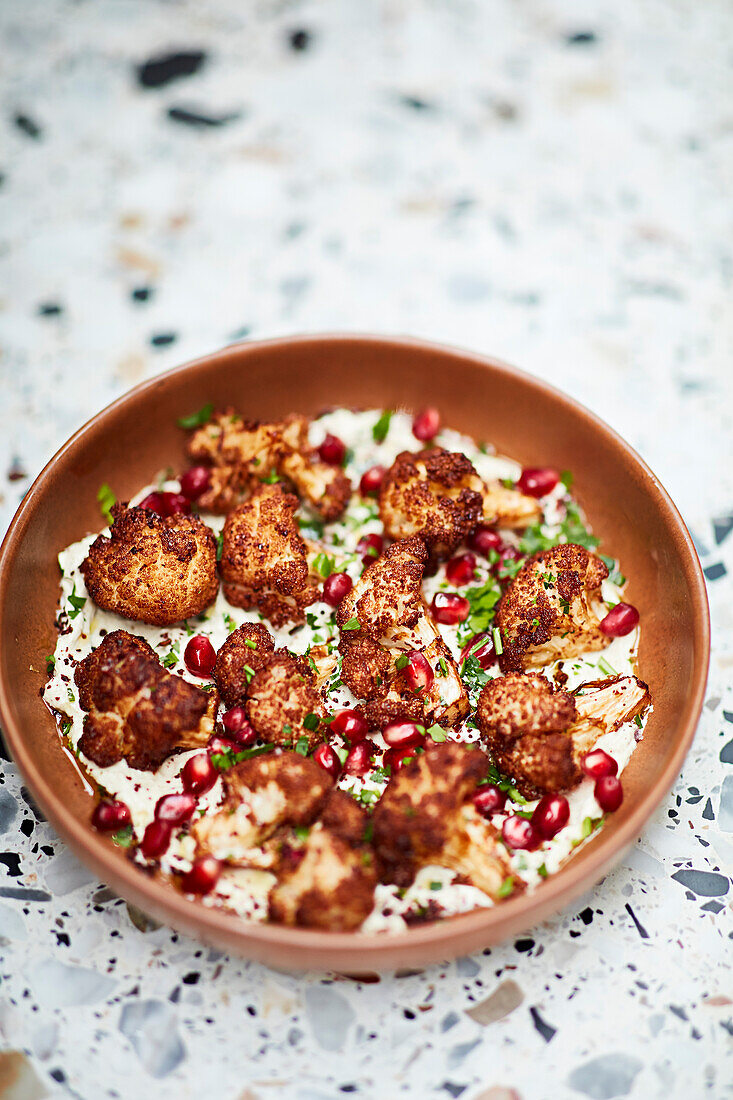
[44,409,647,933]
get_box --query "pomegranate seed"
[313,742,341,779]
[517,467,559,498]
[154,792,197,825]
[383,745,420,772]
[600,603,640,638]
[582,748,618,780]
[594,775,623,812]
[531,794,570,839]
[92,799,131,832]
[343,740,376,777]
[221,707,257,745]
[184,635,216,677]
[322,571,353,607]
[179,465,211,500]
[472,786,507,816]
[181,855,221,895]
[139,491,191,516]
[460,633,495,668]
[403,650,434,693]
[430,592,470,625]
[502,815,541,850]
[382,721,424,750]
[180,753,218,797]
[445,552,477,587]
[360,465,386,496]
[318,433,346,466]
[207,735,239,756]
[412,407,441,442]
[469,526,504,557]
[140,819,172,859]
[357,532,384,564]
[330,709,369,741]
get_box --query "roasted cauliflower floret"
[379,449,483,559]
[372,742,515,899]
[186,410,352,519]
[337,536,469,728]
[495,544,610,671]
[213,622,276,708]
[193,751,333,864]
[220,485,319,628]
[481,480,542,529]
[336,536,428,638]
[81,504,218,626]
[269,790,377,931]
[74,630,216,770]
[245,653,328,749]
[278,415,353,522]
[477,671,651,796]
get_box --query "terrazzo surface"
[0,1,731,1097]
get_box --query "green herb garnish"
[312,553,335,579]
[372,409,393,443]
[177,403,214,430]
[112,825,134,848]
[294,735,310,756]
[303,712,320,732]
[342,617,360,631]
[45,654,55,675]
[67,586,87,619]
[497,877,515,898]
[394,654,409,670]
[211,743,275,770]
[426,724,447,743]
[97,483,116,523]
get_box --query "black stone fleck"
[703,797,715,819]
[14,113,42,139]
[50,1069,66,1083]
[579,907,594,925]
[701,899,724,913]
[54,932,70,947]
[724,711,733,724]
[565,31,598,45]
[0,853,22,877]
[150,332,177,348]
[131,286,153,303]
[670,1004,688,1021]
[515,937,534,952]
[167,106,242,128]
[703,562,727,582]
[37,302,63,316]
[19,819,33,837]
[441,1085,466,1099]
[672,869,729,897]
[398,94,436,112]
[182,971,200,985]
[529,1006,557,1042]
[137,51,206,89]
[625,903,649,939]
[713,515,733,545]
[289,29,312,52]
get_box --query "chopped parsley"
[224,613,237,633]
[362,820,374,843]
[600,554,626,587]
[67,686,75,703]
[634,713,643,728]
[519,500,599,556]
[211,743,275,770]
[497,876,515,898]
[426,724,447,743]
[112,825,134,848]
[460,654,493,694]
[537,863,549,878]
[357,788,379,805]
[294,826,310,841]
[260,469,280,484]
[162,643,180,669]
[45,654,55,675]
[560,470,573,490]
[299,516,325,539]
[342,617,360,631]
[312,553,336,579]
[216,532,224,562]
[456,577,502,644]
[437,657,448,677]
[394,654,409,670]
[429,881,443,891]
[97,483,116,523]
[67,586,87,619]
[177,402,214,430]
[303,712,320,731]
[294,735,311,756]
[372,409,393,443]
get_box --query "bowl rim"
[0,332,711,965]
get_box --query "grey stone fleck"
[126,902,162,933]
[119,1000,186,1078]
[449,1038,481,1067]
[27,959,117,1008]
[649,1013,665,1036]
[718,774,733,831]
[567,1053,643,1098]
[456,956,479,977]
[465,980,524,1025]
[441,1011,460,1031]
[0,901,27,942]
[304,986,355,1051]
[720,739,733,764]
[31,1020,58,1060]
[671,869,730,896]
[0,789,18,833]
[42,849,96,895]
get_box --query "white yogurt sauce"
[43,409,648,932]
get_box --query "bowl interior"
[0,335,709,972]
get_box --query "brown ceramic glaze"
[0,335,709,973]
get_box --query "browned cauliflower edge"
[269,790,377,931]
[81,504,219,627]
[495,543,610,672]
[74,629,216,770]
[245,652,328,749]
[219,485,319,628]
[213,622,276,708]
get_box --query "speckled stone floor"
[0,1,731,1097]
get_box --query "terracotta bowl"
[0,335,709,973]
